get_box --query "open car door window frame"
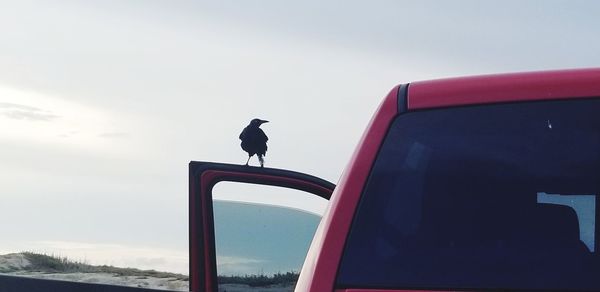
[189,161,335,292]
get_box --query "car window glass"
[212,182,325,290]
[338,98,600,290]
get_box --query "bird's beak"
[260,120,269,124]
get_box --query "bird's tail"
[258,155,265,167]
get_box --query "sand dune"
[0,253,293,291]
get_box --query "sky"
[1,0,600,276]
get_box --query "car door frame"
[189,161,335,292]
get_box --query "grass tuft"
[17,252,299,287]
[21,252,188,281]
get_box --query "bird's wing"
[239,127,247,140]
[257,128,268,142]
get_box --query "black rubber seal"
[397,83,409,113]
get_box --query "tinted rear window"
[337,98,600,290]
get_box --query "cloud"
[0,102,60,122]
[98,132,129,139]
[0,102,40,112]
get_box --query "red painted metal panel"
[296,86,399,291]
[199,174,216,292]
[408,68,600,110]
[189,171,200,292]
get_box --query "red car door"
[188,161,335,292]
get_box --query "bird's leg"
[258,155,264,168]
[245,156,251,166]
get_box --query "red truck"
[190,68,600,292]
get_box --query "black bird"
[239,118,269,167]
